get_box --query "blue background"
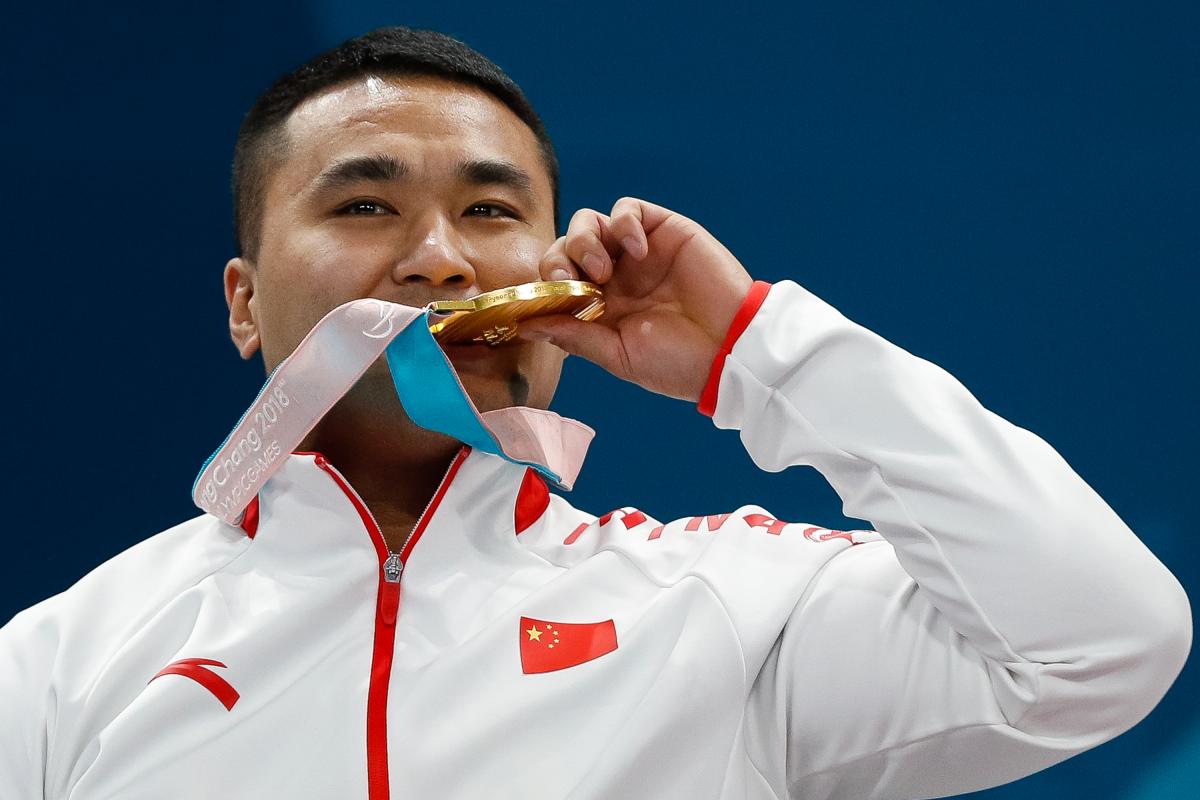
[4,2,1196,797]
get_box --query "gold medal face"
[427,280,605,345]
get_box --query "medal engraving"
[428,280,605,345]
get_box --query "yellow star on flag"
[525,626,543,642]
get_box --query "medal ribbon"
[192,299,593,525]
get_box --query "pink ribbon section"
[194,300,425,524]
[193,298,593,526]
[479,407,594,491]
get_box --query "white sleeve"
[714,280,1192,799]
[0,602,57,799]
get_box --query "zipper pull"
[380,552,403,626]
[383,552,403,583]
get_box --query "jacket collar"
[240,447,556,551]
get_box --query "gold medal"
[427,280,605,345]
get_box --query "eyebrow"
[311,153,538,208]
[312,154,406,191]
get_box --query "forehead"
[278,74,547,193]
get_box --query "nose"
[391,212,477,290]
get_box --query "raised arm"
[714,279,1191,797]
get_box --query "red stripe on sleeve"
[697,280,773,417]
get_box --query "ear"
[224,257,261,360]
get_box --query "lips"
[441,342,498,361]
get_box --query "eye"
[338,200,393,216]
[466,203,518,219]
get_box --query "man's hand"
[517,197,755,402]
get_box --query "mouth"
[439,341,521,377]
[442,340,506,359]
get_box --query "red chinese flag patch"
[519,616,618,674]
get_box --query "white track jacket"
[0,279,1191,799]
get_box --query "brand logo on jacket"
[519,616,618,674]
[150,658,240,711]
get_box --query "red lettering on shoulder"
[743,513,788,535]
[598,508,648,530]
[683,514,732,533]
[563,523,590,545]
[803,526,858,544]
[567,508,650,545]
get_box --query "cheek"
[279,227,385,290]
[480,233,550,286]
[252,276,321,370]
[511,235,547,266]
[253,245,380,368]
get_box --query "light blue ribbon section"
[385,312,563,485]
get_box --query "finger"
[611,196,698,258]
[608,197,649,260]
[537,235,578,282]
[516,314,631,381]
[563,208,619,283]
[613,196,683,233]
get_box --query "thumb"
[517,315,630,380]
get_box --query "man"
[0,25,1190,800]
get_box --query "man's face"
[225,74,563,417]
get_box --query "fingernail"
[548,268,572,282]
[581,252,604,276]
[519,329,552,342]
[622,236,643,259]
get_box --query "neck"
[301,400,465,553]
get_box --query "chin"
[357,357,534,412]
[457,374,532,413]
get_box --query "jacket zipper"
[311,446,471,800]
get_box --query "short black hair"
[232,26,559,259]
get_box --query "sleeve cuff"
[697,280,774,417]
